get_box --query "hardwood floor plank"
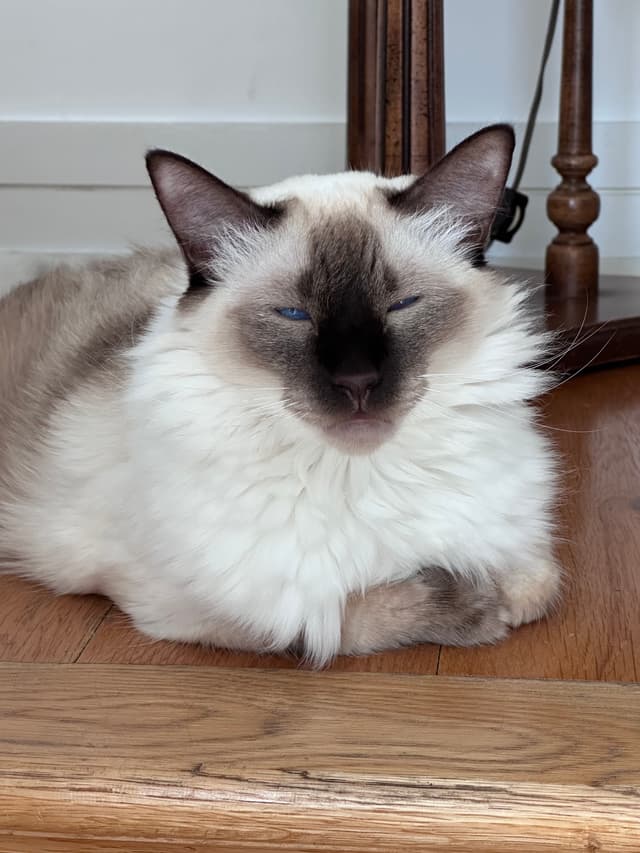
[3,365,638,679]
[439,364,640,681]
[1,664,639,851]
[77,606,299,667]
[78,605,440,673]
[0,575,111,662]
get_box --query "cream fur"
[0,169,559,665]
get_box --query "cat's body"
[0,127,560,664]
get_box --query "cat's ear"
[389,124,515,252]
[146,149,281,287]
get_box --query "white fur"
[3,171,557,665]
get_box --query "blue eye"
[276,307,311,321]
[388,295,420,312]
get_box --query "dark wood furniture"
[545,0,599,298]
[347,0,640,372]
[347,0,445,175]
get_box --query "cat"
[0,124,559,666]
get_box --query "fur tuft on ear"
[389,124,515,255]
[146,149,282,289]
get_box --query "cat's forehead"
[248,171,414,211]
[298,216,395,305]
[216,171,473,313]
[246,172,420,304]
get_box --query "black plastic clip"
[490,187,529,244]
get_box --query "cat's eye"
[388,295,420,312]
[275,307,311,321]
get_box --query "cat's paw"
[497,558,562,628]
[339,568,511,656]
[418,568,511,647]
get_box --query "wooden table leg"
[545,0,600,299]
[347,0,445,176]
[538,0,640,371]
[346,0,640,371]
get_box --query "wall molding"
[448,120,640,191]
[1,119,638,258]
[1,119,638,190]
[0,120,347,189]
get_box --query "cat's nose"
[332,370,380,407]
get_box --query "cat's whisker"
[546,331,616,392]
[531,322,609,375]
[423,371,515,383]
[534,298,590,372]
[421,380,602,434]
[424,391,603,435]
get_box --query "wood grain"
[0,575,110,662]
[497,266,640,374]
[383,0,404,175]
[2,664,640,851]
[540,270,640,372]
[440,363,640,681]
[347,0,445,177]
[536,0,640,368]
[546,0,600,297]
[78,604,439,672]
[409,0,445,173]
[347,0,385,173]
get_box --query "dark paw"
[417,567,510,647]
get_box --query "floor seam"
[72,603,114,663]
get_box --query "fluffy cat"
[0,125,559,665]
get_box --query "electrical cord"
[490,0,561,245]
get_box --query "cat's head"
[147,125,515,455]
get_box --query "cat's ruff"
[0,125,560,665]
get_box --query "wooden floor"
[3,363,640,852]
[3,663,640,852]
[2,363,640,681]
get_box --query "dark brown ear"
[146,149,281,288]
[389,124,515,253]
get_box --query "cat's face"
[147,126,515,454]
[215,208,471,454]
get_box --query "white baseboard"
[0,186,169,253]
[0,119,638,259]
[0,120,347,188]
[2,119,637,189]
[491,256,640,276]
[488,189,640,264]
[2,184,638,261]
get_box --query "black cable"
[513,0,561,190]
[490,0,561,244]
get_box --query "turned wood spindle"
[348,0,640,373]
[546,0,600,299]
[347,0,445,176]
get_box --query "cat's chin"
[323,415,395,455]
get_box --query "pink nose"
[332,370,380,407]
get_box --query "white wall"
[444,0,640,267]
[0,0,347,121]
[0,0,638,269]
[445,0,640,123]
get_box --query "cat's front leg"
[495,554,562,628]
[339,568,510,656]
